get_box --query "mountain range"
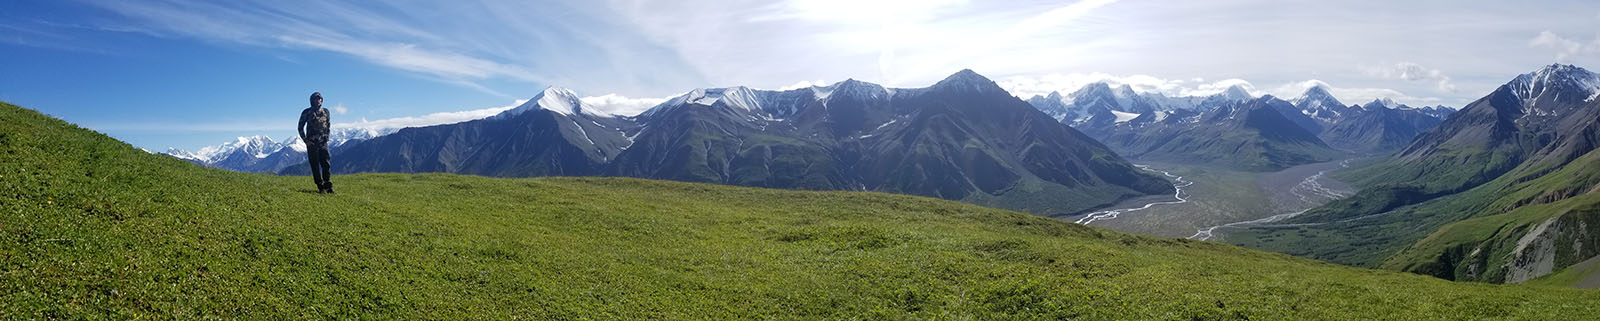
[163,128,392,173]
[1026,82,1454,170]
[1229,64,1600,284]
[282,70,1172,215]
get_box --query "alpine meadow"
[7,0,1600,319]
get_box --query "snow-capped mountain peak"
[285,136,307,153]
[1510,63,1600,105]
[166,127,401,172]
[691,86,764,111]
[164,147,202,161]
[1361,98,1401,110]
[1219,85,1254,101]
[1296,85,1337,103]
[497,86,612,119]
[192,135,277,162]
[1291,85,1345,118]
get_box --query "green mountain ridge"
[1228,64,1600,285]
[4,102,1597,319]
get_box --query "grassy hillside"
[1232,139,1600,284]
[1375,148,1600,282]
[4,102,1598,319]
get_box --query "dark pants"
[307,142,332,190]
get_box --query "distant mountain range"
[1229,64,1600,284]
[163,128,393,173]
[281,70,1171,215]
[1026,82,1454,170]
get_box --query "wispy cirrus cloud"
[68,0,705,97]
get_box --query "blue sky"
[4,0,1599,151]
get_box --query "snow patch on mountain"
[167,127,399,170]
[188,135,277,163]
[1112,110,1140,123]
[497,87,615,119]
[1510,64,1600,109]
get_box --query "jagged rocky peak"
[827,78,890,101]
[1068,82,1119,103]
[1361,98,1401,110]
[1509,63,1600,104]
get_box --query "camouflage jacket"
[298,107,331,144]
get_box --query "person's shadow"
[295,189,322,194]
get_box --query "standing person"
[298,92,334,194]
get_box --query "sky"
[3,0,1599,152]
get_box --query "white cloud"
[334,99,526,130]
[1187,79,1258,97]
[778,79,831,91]
[579,94,670,116]
[1265,79,1445,107]
[332,104,349,115]
[996,73,1254,98]
[1360,62,1458,93]
[998,72,1180,98]
[1530,30,1600,63]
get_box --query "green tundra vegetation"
[3,102,1597,319]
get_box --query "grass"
[1526,255,1600,288]
[5,102,1600,319]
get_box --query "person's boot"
[323,183,335,194]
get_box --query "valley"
[1060,158,1360,239]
